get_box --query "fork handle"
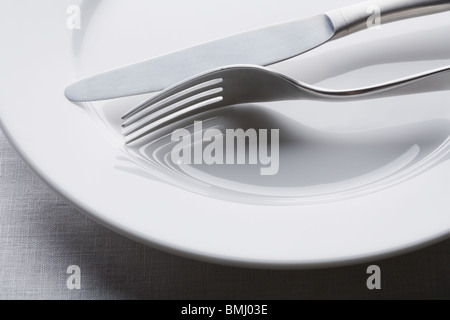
[327,0,450,38]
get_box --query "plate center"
[74,0,450,204]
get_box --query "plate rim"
[2,122,450,269]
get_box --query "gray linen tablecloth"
[0,130,449,299]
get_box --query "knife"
[65,0,450,102]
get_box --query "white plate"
[2,0,450,268]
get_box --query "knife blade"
[65,0,450,102]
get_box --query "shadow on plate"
[111,104,450,205]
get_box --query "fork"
[121,64,450,144]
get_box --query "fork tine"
[124,96,224,144]
[123,78,223,128]
[122,77,223,122]
[123,87,223,137]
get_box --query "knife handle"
[327,0,450,38]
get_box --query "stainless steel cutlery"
[122,64,450,144]
[64,0,450,102]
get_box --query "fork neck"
[305,66,450,102]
